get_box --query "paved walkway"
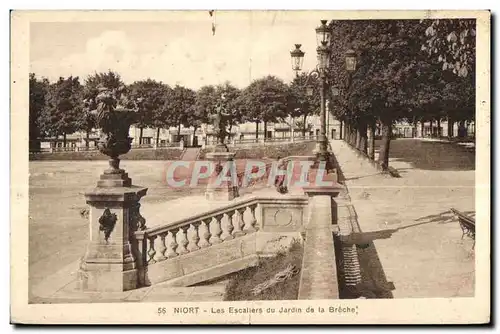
[180,147,201,160]
[331,139,475,298]
[31,260,228,304]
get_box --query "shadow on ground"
[374,139,475,171]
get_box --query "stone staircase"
[33,154,363,303]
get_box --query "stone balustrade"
[133,195,309,287]
[139,201,259,266]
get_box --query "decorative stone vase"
[95,106,136,187]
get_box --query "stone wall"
[29,148,185,161]
[198,142,316,160]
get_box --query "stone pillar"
[80,162,148,292]
[298,186,341,300]
[205,149,239,201]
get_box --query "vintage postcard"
[11,9,490,324]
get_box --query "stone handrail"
[134,195,308,268]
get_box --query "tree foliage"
[288,73,321,134]
[327,19,475,168]
[239,75,290,123]
[128,79,169,129]
[166,85,196,135]
[421,19,476,78]
[40,76,83,141]
[29,73,50,148]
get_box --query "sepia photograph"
[10,9,490,324]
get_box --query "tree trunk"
[177,123,181,137]
[437,119,441,138]
[367,122,375,160]
[139,127,144,145]
[255,121,259,139]
[339,120,343,140]
[377,118,392,170]
[447,117,453,138]
[63,133,67,147]
[155,128,160,146]
[86,129,90,148]
[355,125,361,150]
[359,121,368,154]
[264,121,268,140]
[458,120,466,138]
[351,126,356,147]
[429,119,434,137]
[192,126,198,146]
[412,118,417,138]
[420,120,424,138]
[302,114,307,136]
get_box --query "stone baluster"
[153,232,167,262]
[209,215,223,244]
[220,212,234,241]
[198,218,212,248]
[176,227,189,255]
[147,235,157,264]
[165,230,178,258]
[233,208,246,237]
[243,204,258,233]
[186,223,201,252]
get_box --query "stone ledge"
[156,254,259,288]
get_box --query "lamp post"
[289,20,332,164]
[290,22,358,162]
[290,44,305,78]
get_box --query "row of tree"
[30,19,475,168]
[327,19,475,169]
[29,71,321,150]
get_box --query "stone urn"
[92,88,138,187]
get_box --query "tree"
[128,79,169,145]
[328,20,430,169]
[192,85,217,145]
[421,19,476,78]
[166,85,196,141]
[81,71,125,147]
[29,73,49,151]
[40,76,83,146]
[288,73,320,136]
[239,75,290,139]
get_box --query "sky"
[30,11,325,90]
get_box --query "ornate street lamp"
[331,86,340,97]
[316,41,330,71]
[306,85,315,97]
[345,49,357,72]
[290,44,305,76]
[315,20,332,49]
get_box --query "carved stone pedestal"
[205,151,239,201]
[80,182,148,292]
